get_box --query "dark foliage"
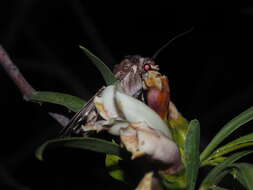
[0,1,252,189]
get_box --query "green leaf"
[105,154,125,182]
[232,163,253,190]
[199,151,253,190]
[210,185,229,190]
[202,156,227,167]
[200,106,253,162]
[208,169,232,187]
[168,114,189,159]
[207,133,253,160]
[160,173,187,190]
[36,137,122,161]
[31,91,86,112]
[79,45,116,85]
[185,119,200,190]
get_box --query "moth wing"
[59,87,105,137]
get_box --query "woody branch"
[0,45,69,127]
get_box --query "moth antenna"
[152,27,194,59]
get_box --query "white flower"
[88,85,181,173]
[94,85,171,137]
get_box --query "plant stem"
[0,45,69,127]
[0,45,35,100]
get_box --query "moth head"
[113,55,159,81]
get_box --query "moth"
[59,55,161,136]
[59,29,192,137]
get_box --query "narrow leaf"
[185,119,200,190]
[36,137,122,161]
[200,151,253,189]
[31,91,85,112]
[232,163,253,190]
[200,106,253,162]
[79,45,116,85]
[202,156,227,167]
[208,133,253,159]
[210,186,229,190]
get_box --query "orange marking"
[146,75,170,120]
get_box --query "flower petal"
[108,121,129,135]
[135,122,179,164]
[135,172,154,190]
[94,85,120,120]
[120,122,181,173]
[94,85,172,138]
[120,126,143,158]
[115,90,172,138]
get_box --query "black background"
[0,1,253,190]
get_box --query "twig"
[0,45,68,127]
[0,45,35,100]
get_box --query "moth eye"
[143,64,151,71]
